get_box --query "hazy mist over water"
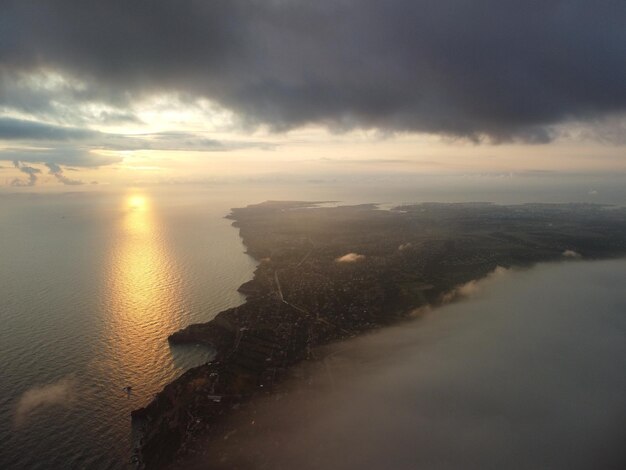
[209,259,626,470]
[0,182,625,468]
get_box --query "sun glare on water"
[128,195,147,210]
[94,192,184,407]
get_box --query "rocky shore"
[131,297,315,468]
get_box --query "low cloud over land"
[562,249,582,258]
[335,253,366,263]
[442,265,509,302]
[189,260,626,470]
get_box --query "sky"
[1,1,625,189]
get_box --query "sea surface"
[0,180,625,468]
[0,190,259,469]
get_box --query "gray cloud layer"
[2,1,626,141]
[0,117,272,170]
[0,117,97,141]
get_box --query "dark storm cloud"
[0,71,141,125]
[2,0,626,141]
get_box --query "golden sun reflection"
[128,195,147,211]
[124,195,151,236]
[96,193,185,403]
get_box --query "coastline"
[131,201,626,468]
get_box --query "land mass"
[131,201,626,468]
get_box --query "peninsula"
[131,201,626,468]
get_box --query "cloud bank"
[1,1,626,142]
[187,259,626,470]
[0,117,271,171]
[442,265,509,302]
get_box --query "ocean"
[0,190,258,469]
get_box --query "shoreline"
[131,201,626,468]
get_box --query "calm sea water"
[0,191,258,469]
[0,178,624,468]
